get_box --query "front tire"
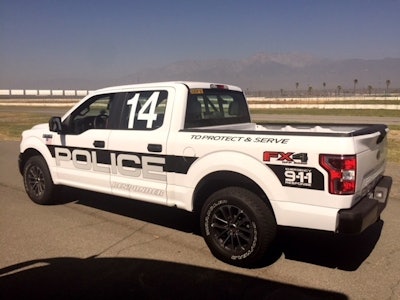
[200,187,276,267]
[23,156,56,205]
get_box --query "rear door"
[108,87,173,205]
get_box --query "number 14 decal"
[127,91,160,129]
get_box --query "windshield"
[184,89,250,128]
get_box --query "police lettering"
[55,147,166,181]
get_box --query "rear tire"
[23,156,56,205]
[200,187,276,267]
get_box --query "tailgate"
[354,126,389,198]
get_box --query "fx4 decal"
[263,151,308,164]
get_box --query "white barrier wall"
[0,89,90,97]
[10,89,25,96]
[38,90,51,96]
[52,90,64,96]
[76,90,88,96]
[25,90,38,96]
[64,90,76,96]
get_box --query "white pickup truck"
[19,81,392,266]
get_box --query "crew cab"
[19,81,392,266]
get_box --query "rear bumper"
[337,176,392,234]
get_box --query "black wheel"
[23,156,56,205]
[200,187,276,267]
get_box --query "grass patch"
[388,130,400,163]
[0,110,54,140]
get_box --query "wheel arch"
[19,137,58,183]
[19,148,43,174]
[192,170,275,218]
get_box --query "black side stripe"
[47,145,198,175]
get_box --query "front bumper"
[337,175,392,234]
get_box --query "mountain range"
[120,53,399,92]
[4,53,398,92]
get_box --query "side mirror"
[49,116,64,133]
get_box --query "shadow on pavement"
[60,187,200,234]
[276,220,383,271]
[0,257,347,299]
[59,187,384,271]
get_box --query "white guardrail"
[0,89,90,97]
[246,96,400,110]
[0,90,399,110]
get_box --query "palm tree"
[353,79,358,95]
[322,82,326,97]
[386,80,391,95]
[368,85,373,95]
[295,82,299,96]
[337,85,342,96]
[308,86,313,96]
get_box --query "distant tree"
[337,85,342,96]
[368,85,373,95]
[353,79,358,95]
[322,82,326,96]
[280,88,284,97]
[386,80,391,94]
[295,82,299,96]
[308,86,313,96]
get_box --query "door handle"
[93,140,105,148]
[148,144,162,153]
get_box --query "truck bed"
[186,122,388,138]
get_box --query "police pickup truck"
[19,81,392,266]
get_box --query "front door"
[50,93,117,194]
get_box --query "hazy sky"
[1,0,399,88]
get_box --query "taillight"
[319,154,356,195]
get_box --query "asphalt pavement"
[0,141,399,299]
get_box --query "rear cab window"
[184,88,250,128]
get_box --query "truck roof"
[94,81,243,94]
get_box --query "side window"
[120,90,167,130]
[68,94,113,134]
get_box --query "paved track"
[0,141,399,299]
